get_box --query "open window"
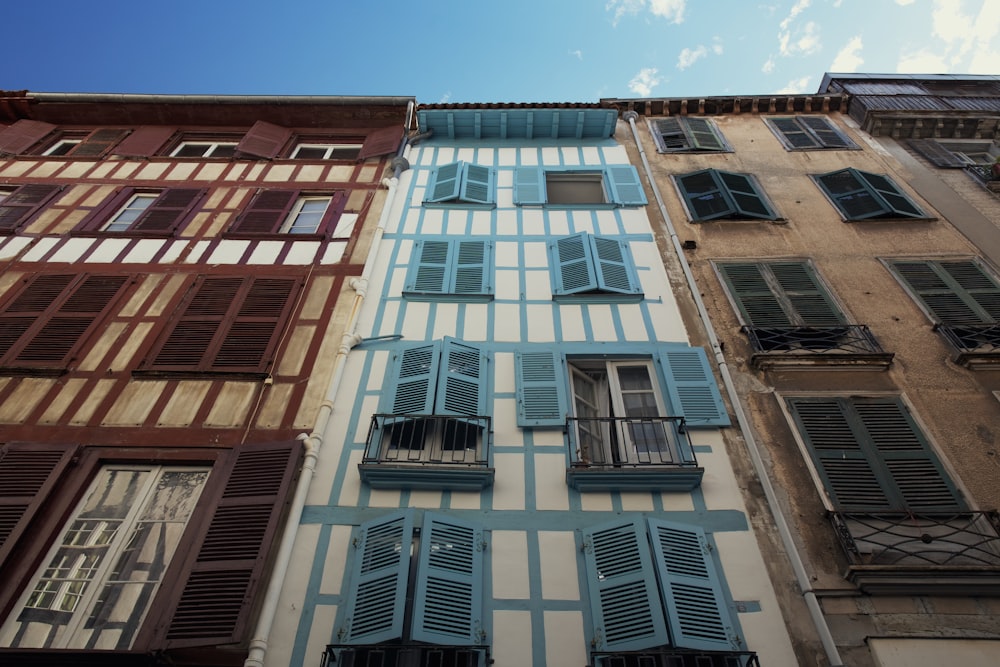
[765,116,857,150]
[513,166,646,207]
[649,117,730,153]
[227,189,348,237]
[674,170,777,221]
[74,187,206,236]
[0,184,63,234]
[814,169,926,220]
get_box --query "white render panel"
[420,208,444,235]
[559,147,581,166]
[594,209,620,237]
[492,530,531,599]
[449,490,483,510]
[463,303,489,341]
[284,241,321,265]
[538,531,580,600]
[135,162,169,180]
[321,243,346,264]
[335,449,364,508]
[262,164,295,182]
[534,454,569,510]
[122,239,165,263]
[182,240,210,263]
[318,526,349,593]
[493,303,521,342]
[492,398,522,447]
[408,488,444,508]
[333,213,357,239]
[543,612,587,667]
[400,302,431,339]
[299,605,338,667]
[431,303,460,340]
[367,486,402,508]
[869,639,1000,667]
[444,211,468,236]
[588,304,617,340]
[470,209,492,235]
[20,238,59,262]
[580,492,614,512]
[526,304,555,342]
[48,237,95,263]
[558,305,587,341]
[492,453,526,511]
[247,242,283,265]
[546,210,571,237]
[522,241,548,268]
[497,147,518,167]
[0,236,32,260]
[619,492,655,512]
[619,303,649,341]
[540,147,561,164]
[207,239,250,264]
[495,268,520,301]
[492,611,533,667]
[158,241,187,264]
[165,162,197,181]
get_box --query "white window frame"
[290,142,363,160]
[279,195,333,234]
[101,192,159,232]
[170,141,238,158]
[42,139,82,156]
[545,171,608,205]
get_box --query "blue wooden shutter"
[341,510,414,644]
[551,233,598,295]
[514,349,567,427]
[582,518,669,652]
[454,241,491,295]
[685,118,726,151]
[717,172,774,219]
[385,343,441,415]
[855,170,924,218]
[411,512,486,645]
[676,170,734,221]
[606,165,647,206]
[514,167,546,205]
[426,162,463,203]
[646,518,741,651]
[436,338,487,417]
[461,164,495,204]
[405,240,452,295]
[591,235,640,295]
[658,347,729,427]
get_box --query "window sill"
[131,369,270,381]
[553,292,644,304]
[68,229,177,238]
[222,231,331,241]
[402,292,494,303]
[750,351,894,371]
[359,463,495,490]
[566,465,704,492]
[0,366,67,378]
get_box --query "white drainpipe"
[244,103,414,667]
[622,111,845,667]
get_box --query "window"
[227,189,347,237]
[765,116,856,150]
[581,517,747,659]
[0,274,130,374]
[909,139,1000,168]
[423,161,495,207]
[674,169,777,221]
[0,184,63,233]
[814,168,926,220]
[75,187,206,235]
[40,129,129,158]
[0,441,302,654]
[42,139,81,156]
[548,233,642,302]
[513,166,646,207]
[138,275,302,377]
[330,510,488,665]
[362,339,493,489]
[648,117,729,152]
[716,261,891,367]
[290,142,362,160]
[170,141,237,158]
[403,240,493,301]
[888,259,1000,364]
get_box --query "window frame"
[226,189,348,238]
[715,260,847,328]
[547,232,643,302]
[169,140,238,158]
[648,117,731,153]
[74,187,207,236]
[289,142,363,160]
[765,116,857,151]
[886,258,1000,326]
[674,169,778,221]
[813,168,927,220]
[403,239,494,302]
[513,165,647,208]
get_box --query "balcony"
[360,414,494,490]
[565,416,703,492]
[591,649,760,667]
[324,645,489,667]
[935,323,1000,368]
[965,164,1000,192]
[741,325,893,370]
[829,511,1000,595]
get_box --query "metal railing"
[365,414,491,467]
[591,649,760,667]
[741,324,886,355]
[566,416,696,468]
[829,511,1000,566]
[965,164,1000,188]
[935,323,1000,354]
[324,644,488,667]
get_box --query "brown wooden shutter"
[131,188,206,234]
[163,440,302,648]
[0,443,77,570]
[228,189,300,234]
[236,121,293,159]
[0,274,130,369]
[113,126,177,157]
[74,187,136,233]
[68,129,129,158]
[0,119,56,155]
[320,190,349,234]
[0,184,63,233]
[357,125,404,160]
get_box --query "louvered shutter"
[718,172,774,219]
[647,518,740,651]
[677,170,733,221]
[406,240,451,294]
[856,171,923,218]
[0,274,129,369]
[653,118,688,151]
[437,338,487,418]
[426,162,463,203]
[0,119,56,155]
[69,129,128,157]
[461,163,495,204]
[513,167,546,205]
[908,139,967,168]
[816,170,887,220]
[515,349,567,427]
[769,262,844,326]
[0,184,62,232]
[454,241,491,295]
[685,118,726,151]
[357,125,405,161]
[229,189,300,234]
[591,235,640,295]
[235,121,293,159]
[164,440,302,647]
[552,233,598,294]
[412,513,485,645]
[113,126,176,157]
[0,443,76,569]
[386,343,441,415]
[718,263,792,327]
[800,117,852,148]
[606,165,647,206]
[131,188,206,234]
[770,118,818,149]
[658,347,729,427]
[213,277,299,371]
[582,518,669,652]
[891,260,999,325]
[341,510,414,644]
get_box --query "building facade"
[0,91,413,666]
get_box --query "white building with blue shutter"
[267,105,800,667]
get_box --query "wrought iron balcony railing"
[935,323,1000,354]
[566,416,695,468]
[365,414,491,467]
[741,324,885,354]
[324,644,489,667]
[965,164,1000,190]
[591,648,760,667]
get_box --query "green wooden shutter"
[769,262,844,326]
[908,139,967,168]
[606,165,647,206]
[717,263,792,327]
[677,170,734,221]
[800,117,852,148]
[718,172,774,219]
[551,233,598,294]
[386,343,441,415]
[454,241,492,295]
[411,512,485,645]
[685,118,726,151]
[770,118,819,149]
[891,260,999,325]
[652,118,688,151]
[658,347,729,427]
[591,235,640,295]
[515,349,567,427]
[461,164,495,204]
[436,338,487,417]
[582,518,669,652]
[514,167,546,205]
[426,162,463,203]
[856,170,924,218]
[341,510,414,644]
[816,170,884,220]
[405,240,452,294]
[647,518,741,651]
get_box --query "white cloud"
[606,0,685,26]
[895,0,915,5]
[896,0,1000,74]
[830,35,863,71]
[628,67,662,96]
[776,76,812,94]
[677,45,708,70]
[897,49,950,73]
[762,56,776,73]
[780,20,821,56]
[439,91,452,104]
[712,37,724,55]
[779,0,811,31]
[569,49,583,60]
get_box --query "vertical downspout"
[244,102,414,667]
[621,111,845,667]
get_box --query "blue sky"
[4,0,998,102]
